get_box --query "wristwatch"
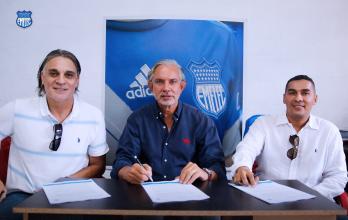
[203,168,213,181]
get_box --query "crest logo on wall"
[188,59,226,118]
[16,11,32,28]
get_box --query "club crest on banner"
[16,11,32,28]
[188,59,226,118]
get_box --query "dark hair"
[285,75,316,92]
[37,49,81,96]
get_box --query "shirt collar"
[275,113,319,130]
[153,101,182,121]
[39,95,79,124]
[306,114,319,129]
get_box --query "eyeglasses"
[49,124,63,151]
[287,134,299,160]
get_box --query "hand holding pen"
[134,156,153,182]
[118,156,153,184]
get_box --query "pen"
[134,156,153,182]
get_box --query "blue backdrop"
[105,19,243,160]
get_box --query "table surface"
[13,179,345,217]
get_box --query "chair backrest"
[0,136,11,184]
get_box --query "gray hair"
[148,59,186,81]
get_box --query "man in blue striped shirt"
[0,49,108,220]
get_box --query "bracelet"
[203,168,213,181]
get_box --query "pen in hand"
[134,156,153,182]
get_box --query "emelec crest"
[188,59,226,118]
[16,11,32,28]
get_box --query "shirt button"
[163,126,166,129]
[164,159,167,162]
[165,142,168,146]
[156,117,159,119]
[164,175,167,179]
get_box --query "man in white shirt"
[230,75,347,200]
[0,49,108,220]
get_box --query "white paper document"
[229,180,316,204]
[141,179,209,203]
[42,179,111,204]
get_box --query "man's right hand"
[0,180,6,202]
[118,163,152,184]
[233,166,259,186]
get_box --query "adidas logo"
[126,64,153,99]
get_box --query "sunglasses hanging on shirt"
[287,134,299,160]
[49,123,63,151]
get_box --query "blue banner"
[105,19,243,160]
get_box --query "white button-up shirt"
[229,114,347,200]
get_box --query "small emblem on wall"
[16,10,32,28]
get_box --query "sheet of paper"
[141,179,209,203]
[42,179,110,204]
[229,180,316,204]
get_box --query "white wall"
[1,0,347,130]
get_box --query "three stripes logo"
[126,64,153,99]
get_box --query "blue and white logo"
[126,64,153,99]
[16,10,32,28]
[188,59,226,118]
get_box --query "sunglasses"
[49,124,63,151]
[287,134,299,160]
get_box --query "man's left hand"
[178,162,208,184]
[0,180,6,202]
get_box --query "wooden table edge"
[13,207,346,216]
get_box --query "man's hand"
[178,162,208,184]
[233,166,259,186]
[0,180,6,202]
[118,163,152,184]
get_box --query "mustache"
[160,92,174,96]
